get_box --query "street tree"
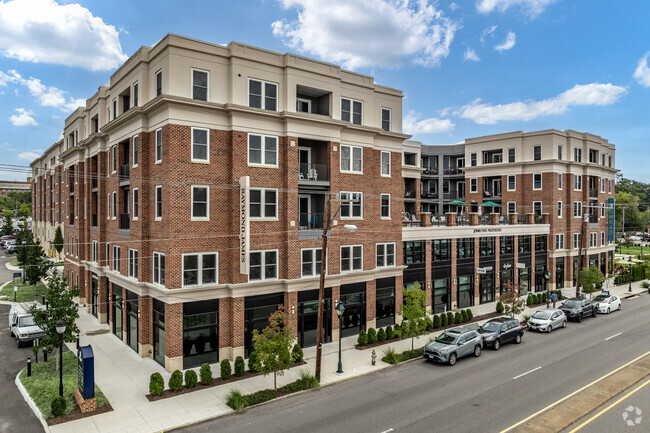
[1,216,13,236]
[498,291,526,319]
[581,266,605,299]
[400,281,428,350]
[251,305,293,395]
[53,225,64,260]
[25,240,53,285]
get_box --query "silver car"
[423,327,483,366]
[527,308,567,333]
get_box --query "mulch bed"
[145,360,307,402]
[47,402,113,426]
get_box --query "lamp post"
[543,270,551,308]
[55,319,66,397]
[628,256,633,293]
[335,301,345,374]
[21,239,26,284]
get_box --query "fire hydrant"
[371,349,377,366]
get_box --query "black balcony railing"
[420,192,438,199]
[69,183,74,194]
[69,214,74,224]
[119,213,130,230]
[91,177,98,189]
[298,163,329,182]
[517,214,527,224]
[92,214,98,227]
[483,189,501,198]
[404,190,416,198]
[589,213,599,224]
[589,188,598,198]
[423,168,438,175]
[298,213,324,230]
[119,165,130,181]
[535,214,544,224]
[479,215,490,225]
[456,215,469,226]
[443,167,462,175]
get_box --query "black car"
[477,317,524,350]
[560,297,597,322]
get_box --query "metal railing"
[478,215,491,225]
[517,214,527,224]
[589,213,599,224]
[422,168,438,175]
[443,167,462,175]
[119,213,130,230]
[589,188,598,198]
[483,190,501,198]
[298,213,324,230]
[92,214,98,227]
[456,215,469,226]
[535,214,544,224]
[420,192,438,199]
[119,165,130,181]
[404,190,416,198]
[91,177,98,189]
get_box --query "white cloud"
[476,0,555,17]
[495,31,516,51]
[272,0,460,69]
[633,52,650,87]
[0,69,84,112]
[0,0,127,71]
[464,47,480,62]
[403,110,455,134]
[449,2,460,11]
[9,108,37,126]
[480,25,497,45]
[18,151,41,161]
[456,83,628,124]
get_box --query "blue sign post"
[77,345,95,400]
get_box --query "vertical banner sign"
[239,176,250,274]
[607,198,615,242]
[78,345,95,399]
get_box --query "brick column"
[121,287,128,345]
[331,286,341,341]
[366,279,376,330]
[394,276,403,324]
[526,213,535,224]
[232,297,245,359]
[513,237,519,296]
[219,297,233,361]
[470,213,479,226]
[139,296,152,358]
[474,238,480,306]
[510,213,518,225]
[164,302,183,372]
[421,212,431,227]
[495,237,501,297]
[490,213,499,225]
[98,276,108,324]
[451,239,458,308]
[446,212,456,227]
[549,257,557,291]
[284,292,298,340]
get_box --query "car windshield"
[435,332,457,344]
[18,316,35,327]
[481,322,501,332]
[563,300,580,308]
[592,295,608,302]
[532,311,551,320]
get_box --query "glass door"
[113,294,123,340]
[298,195,311,229]
[298,299,331,348]
[91,278,98,318]
[298,147,311,180]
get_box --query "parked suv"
[477,317,524,350]
[424,327,483,366]
[560,297,597,322]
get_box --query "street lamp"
[335,301,345,374]
[55,319,66,397]
[21,239,26,284]
[628,256,633,293]
[543,270,551,308]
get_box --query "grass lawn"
[616,245,650,255]
[0,280,47,302]
[19,351,109,419]
[10,258,19,266]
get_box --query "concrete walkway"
[31,281,649,433]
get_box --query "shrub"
[385,325,394,340]
[51,395,66,417]
[401,347,424,360]
[522,314,532,324]
[169,370,183,392]
[642,281,650,288]
[425,317,433,331]
[496,301,504,313]
[533,294,539,304]
[393,325,402,338]
[447,312,454,325]
[185,370,198,388]
[291,344,304,363]
[248,352,259,373]
[226,389,246,413]
[279,370,319,392]
[235,356,245,377]
[367,328,377,344]
[541,293,547,303]
[149,372,165,396]
[357,330,368,346]
[377,328,386,342]
[382,347,399,364]
[245,389,276,406]
[461,310,468,322]
[454,312,462,324]
[466,309,473,320]
[526,296,533,306]
[200,363,213,385]
[433,314,441,328]
[441,312,448,327]
[221,359,232,380]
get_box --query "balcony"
[456,214,469,226]
[404,190,416,199]
[92,214,98,227]
[420,192,438,200]
[119,165,130,186]
[91,176,98,190]
[589,213,599,224]
[483,189,501,199]
[589,188,598,198]
[69,183,74,195]
[298,163,329,185]
[119,213,130,230]
[443,167,463,175]
[422,168,438,176]
[443,192,464,200]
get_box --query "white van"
[8,302,45,347]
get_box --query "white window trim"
[132,134,139,168]
[533,173,542,190]
[153,252,165,285]
[507,175,516,191]
[376,242,396,268]
[340,245,363,273]
[508,148,516,163]
[112,191,117,219]
[190,127,210,163]
[380,193,391,219]
[191,68,209,101]
[590,232,597,247]
[181,252,219,287]
[112,245,120,272]
[380,151,391,177]
[533,201,542,215]
[155,70,162,96]
[507,201,516,215]
[558,201,563,218]
[301,248,323,277]
[601,178,606,193]
[248,78,278,111]
[191,185,210,220]
[470,178,478,193]
[601,232,605,246]
[574,233,580,250]
[600,203,605,218]
[132,188,139,220]
[381,107,391,131]
[92,240,98,263]
[574,174,582,191]
[573,201,582,218]
[155,185,162,220]
[340,191,363,219]
[132,81,138,107]
[296,97,311,113]
[340,97,363,125]
[128,248,138,279]
[249,187,279,220]
[340,144,363,174]
[533,145,542,160]
[558,173,563,190]
[111,146,116,173]
[556,234,565,250]
[247,133,278,167]
[155,128,163,164]
[106,193,110,219]
[248,249,279,282]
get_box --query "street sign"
[78,345,95,400]
[13,272,21,280]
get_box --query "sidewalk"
[32,281,649,433]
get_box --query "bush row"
[226,372,319,411]
[526,293,548,306]
[381,347,425,364]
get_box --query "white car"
[592,294,621,314]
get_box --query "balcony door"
[299,195,311,229]
[298,147,311,180]
[492,179,501,197]
[456,182,465,198]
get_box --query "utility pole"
[622,207,625,238]
[576,203,588,298]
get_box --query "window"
[533,173,542,190]
[112,245,120,272]
[250,188,278,218]
[556,234,565,250]
[155,70,162,96]
[249,250,278,281]
[573,201,582,218]
[191,186,209,219]
[380,194,391,218]
[500,236,514,255]
[470,178,477,193]
[558,145,562,160]
[480,237,495,256]
[574,233,581,249]
[508,148,515,163]
[601,232,606,246]
[601,178,606,193]
[590,232,597,247]
[112,191,116,218]
[507,175,516,191]
[155,186,162,219]
[341,97,363,125]
[191,128,209,162]
[105,243,110,266]
[112,99,117,120]
[470,153,477,167]
[518,235,531,253]
[340,145,363,173]
[92,241,98,262]
[191,69,208,101]
[132,188,139,219]
[111,146,116,173]
[340,192,362,218]
[248,134,278,166]
[248,79,277,111]
[381,151,391,176]
[533,201,542,215]
[574,147,582,162]
[132,135,139,166]
[107,193,110,219]
[376,243,395,267]
[457,238,474,259]
[153,252,165,285]
[128,249,139,279]
[558,201,563,218]
[574,174,582,191]
[600,203,605,218]
[296,98,311,113]
[608,179,612,193]
[183,253,218,286]
[602,154,606,166]
[405,241,426,264]
[608,155,612,167]
[133,82,138,107]
[381,108,391,131]
[155,128,162,163]
[533,145,542,160]
[558,173,563,190]
[341,245,363,272]
[507,202,516,215]
[301,248,323,277]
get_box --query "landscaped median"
[0,279,47,302]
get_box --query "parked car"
[592,294,622,314]
[5,244,16,254]
[0,235,14,247]
[560,297,597,322]
[528,308,567,332]
[423,327,483,366]
[4,240,16,251]
[9,303,45,347]
[477,317,524,350]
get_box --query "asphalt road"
[176,293,650,433]
[0,252,44,433]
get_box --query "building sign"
[77,345,95,400]
[502,263,513,270]
[472,227,502,233]
[516,263,525,269]
[477,268,487,274]
[607,198,615,242]
[239,176,250,275]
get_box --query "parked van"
[8,303,45,347]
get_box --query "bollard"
[371,349,377,366]
[27,358,31,377]
[33,339,38,363]
[42,295,45,306]
[45,301,48,311]
[43,350,47,362]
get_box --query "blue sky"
[1,0,649,182]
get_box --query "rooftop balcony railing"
[298,213,324,230]
[119,213,130,230]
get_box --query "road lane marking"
[380,429,394,433]
[513,366,541,380]
[568,377,650,432]
[605,332,622,341]
[499,350,650,433]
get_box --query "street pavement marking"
[499,350,650,433]
[567,377,650,432]
[604,332,622,341]
[380,429,394,433]
[513,366,541,380]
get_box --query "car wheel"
[515,334,522,344]
[606,308,610,314]
[16,338,21,348]
[547,325,552,333]
[577,314,582,323]
[474,345,481,357]
[618,304,622,311]
[562,320,567,328]
[592,308,597,317]
[493,339,501,350]
[448,353,457,366]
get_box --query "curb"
[15,371,50,433]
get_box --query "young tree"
[251,305,293,395]
[53,225,64,260]
[30,271,79,371]
[581,266,605,299]
[399,282,428,350]
[1,216,13,236]
[499,291,526,319]
[26,240,53,285]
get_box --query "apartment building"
[0,180,31,196]
[31,148,64,258]
[31,34,408,372]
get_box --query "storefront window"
[404,241,425,264]
[112,284,123,340]
[457,275,474,308]
[126,290,138,353]
[535,235,547,252]
[298,289,331,349]
[500,236,514,255]
[500,269,513,293]
[433,278,451,313]
[340,283,366,338]
[376,278,395,328]
[519,268,530,295]
[480,238,495,257]
[457,238,474,259]
[519,235,531,253]
[244,293,283,357]
[556,261,564,289]
[432,240,451,261]
[480,273,495,304]
[153,299,165,367]
[183,300,219,368]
